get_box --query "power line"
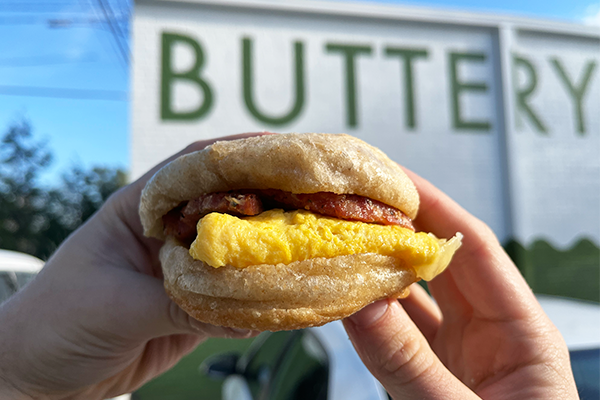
[0,0,132,72]
[77,0,127,72]
[0,16,50,25]
[0,2,76,10]
[0,1,81,16]
[95,0,129,65]
[0,54,98,67]
[118,0,131,29]
[0,15,112,26]
[0,85,128,101]
[102,0,128,41]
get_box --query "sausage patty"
[163,190,414,243]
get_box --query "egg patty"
[189,209,460,281]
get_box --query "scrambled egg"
[189,209,461,281]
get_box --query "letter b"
[160,32,213,121]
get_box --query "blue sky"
[1,0,598,185]
[0,0,129,185]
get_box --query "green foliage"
[58,165,128,229]
[0,121,126,260]
[0,120,57,258]
[504,238,600,303]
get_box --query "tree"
[56,165,128,229]
[0,121,126,260]
[0,120,53,257]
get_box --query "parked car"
[201,323,387,400]
[0,249,44,304]
[200,295,600,400]
[537,295,600,400]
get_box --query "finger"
[425,269,471,323]
[398,283,442,343]
[404,168,539,321]
[107,269,258,340]
[343,299,478,400]
[403,168,497,250]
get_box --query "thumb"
[105,270,256,341]
[343,299,477,400]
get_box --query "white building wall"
[132,0,600,247]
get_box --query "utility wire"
[95,0,129,65]
[0,15,111,26]
[0,54,97,67]
[99,0,130,73]
[78,0,128,72]
[102,0,128,41]
[72,0,126,71]
[0,2,76,10]
[0,85,128,101]
[0,16,54,25]
[119,0,132,29]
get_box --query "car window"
[0,272,18,304]
[235,330,329,400]
[268,331,329,400]
[240,331,295,398]
[15,272,37,289]
[570,348,600,400]
[0,271,38,304]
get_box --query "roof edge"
[135,0,600,38]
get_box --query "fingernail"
[230,328,252,336]
[349,299,389,327]
[188,318,213,334]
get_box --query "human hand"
[0,134,266,400]
[343,170,579,399]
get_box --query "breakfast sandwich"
[139,133,461,331]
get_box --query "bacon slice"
[182,192,263,219]
[163,190,414,242]
[261,190,414,230]
[162,207,197,242]
[162,192,263,242]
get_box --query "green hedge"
[504,238,600,303]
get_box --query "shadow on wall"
[504,238,600,303]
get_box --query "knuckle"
[478,222,498,244]
[467,218,499,248]
[377,330,435,385]
[463,224,502,262]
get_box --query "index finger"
[404,168,540,322]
